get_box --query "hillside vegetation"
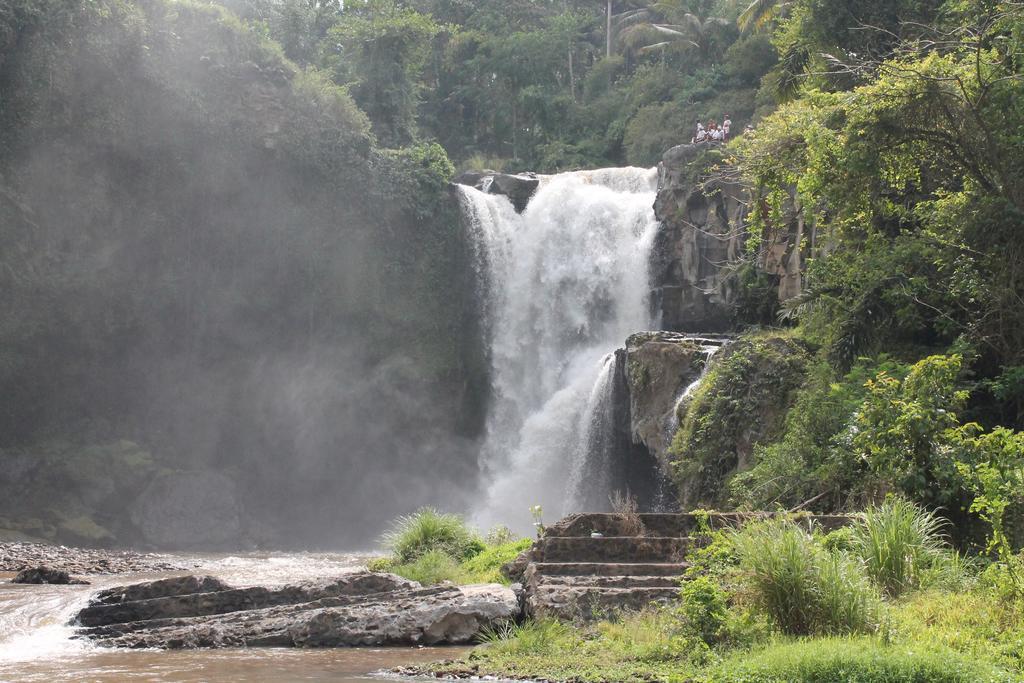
[0,0,485,548]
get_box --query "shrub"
[732,518,880,635]
[853,498,950,597]
[381,507,484,564]
[709,637,1014,683]
[366,556,394,572]
[680,575,729,645]
[389,549,464,585]
[822,525,857,553]
[609,490,645,536]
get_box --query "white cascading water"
[458,167,660,532]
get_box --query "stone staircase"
[514,512,851,620]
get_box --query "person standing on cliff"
[723,115,732,141]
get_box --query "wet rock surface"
[11,566,89,585]
[73,572,520,649]
[453,171,540,212]
[624,332,731,462]
[0,541,190,575]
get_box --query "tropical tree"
[737,0,788,34]
[614,2,732,62]
[326,0,442,145]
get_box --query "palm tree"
[737,0,790,34]
[615,6,731,62]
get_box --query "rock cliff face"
[623,332,730,464]
[651,143,807,331]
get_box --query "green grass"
[434,611,713,682]
[380,507,484,564]
[389,549,464,585]
[380,538,534,586]
[459,537,533,583]
[427,598,1022,683]
[890,590,1024,676]
[708,637,1014,682]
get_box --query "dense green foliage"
[652,0,1024,572]
[226,0,777,170]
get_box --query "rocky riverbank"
[72,572,520,648]
[0,541,191,575]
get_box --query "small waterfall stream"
[666,341,726,440]
[458,168,660,531]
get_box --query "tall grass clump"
[382,507,484,564]
[476,619,579,655]
[853,497,951,596]
[732,518,880,635]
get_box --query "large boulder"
[289,583,520,647]
[73,572,520,649]
[130,471,240,549]
[453,171,539,212]
[12,566,89,585]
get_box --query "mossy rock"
[670,332,811,509]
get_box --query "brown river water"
[0,553,472,682]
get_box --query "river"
[0,553,469,682]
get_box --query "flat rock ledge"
[72,572,520,649]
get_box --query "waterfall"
[565,353,619,513]
[458,167,660,532]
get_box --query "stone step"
[544,512,855,538]
[536,536,694,563]
[527,562,689,578]
[526,585,681,620]
[534,574,682,589]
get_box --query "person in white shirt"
[722,115,732,141]
[692,122,705,143]
[711,126,723,141]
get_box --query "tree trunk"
[606,0,612,58]
[569,45,576,102]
